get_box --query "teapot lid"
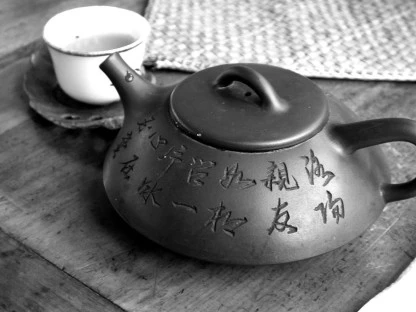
[170,64,329,152]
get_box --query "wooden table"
[1,1,415,311]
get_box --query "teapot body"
[103,95,390,264]
[100,57,416,264]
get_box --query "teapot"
[100,53,416,264]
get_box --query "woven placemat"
[144,0,416,80]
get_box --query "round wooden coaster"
[23,42,155,129]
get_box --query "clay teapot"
[100,54,416,264]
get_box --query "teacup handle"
[331,118,416,203]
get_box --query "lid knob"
[214,65,289,113]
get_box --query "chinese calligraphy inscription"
[261,161,299,191]
[267,198,298,235]
[204,201,248,237]
[187,158,216,186]
[148,132,168,150]
[120,154,139,180]
[120,126,347,235]
[301,149,335,186]
[137,116,155,133]
[220,163,256,190]
[172,201,198,214]
[158,145,187,177]
[112,131,133,159]
[137,177,162,207]
[314,191,345,224]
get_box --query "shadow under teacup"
[43,6,150,105]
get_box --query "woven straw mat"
[144,0,416,81]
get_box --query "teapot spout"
[100,53,164,116]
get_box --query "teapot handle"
[213,65,288,113]
[331,118,416,203]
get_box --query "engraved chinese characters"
[267,198,298,235]
[137,177,162,207]
[301,149,345,225]
[220,163,256,190]
[204,201,248,237]
[261,161,299,191]
[188,158,216,187]
[301,149,335,186]
[112,131,133,159]
[314,191,345,224]
[111,116,345,239]
[120,154,139,180]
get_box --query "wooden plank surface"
[0,229,125,312]
[0,1,416,312]
[0,54,415,312]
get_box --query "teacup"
[43,6,151,105]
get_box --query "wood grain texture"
[0,55,415,312]
[0,229,126,312]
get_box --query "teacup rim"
[43,5,150,57]
[44,39,146,57]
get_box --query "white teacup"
[43,6,151,105]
